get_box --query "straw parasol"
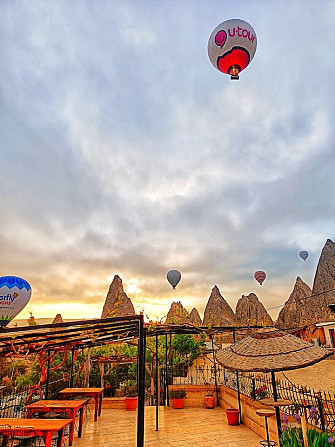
[216,328,333,442]
[216,328,332,372]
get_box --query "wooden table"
[26,399,87,446]
[59,388,104,422]
[0,418,71,447]
[259,398,293,407]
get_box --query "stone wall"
[168,384,214,408]
[218,385,279,443]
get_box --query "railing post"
[315,393,326,431]
[252,376,256,400]
[271,371,282,444]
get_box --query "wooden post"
[45,350,51,399]
[301,411,309,447]
[86,348,91,387]
[69,347,75,387]
[100,362,105,391]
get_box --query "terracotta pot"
[204,395,216,409]
[225,408,240,425]
[173,398,184,409]
[125,396,138,411]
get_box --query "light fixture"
[228,64,241,80]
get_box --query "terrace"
[73,406,262,447]
[0,316,333,446]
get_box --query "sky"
[1,0,335,323]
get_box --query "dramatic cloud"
[1,0,334,322]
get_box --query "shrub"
[170,390,186,399]
[280,426,334,447]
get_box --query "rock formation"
[52,314,64,324]
[101,275,135,318]
[189,307,202,326]
[235,293,273,327]
[203,286,236,326]
[165,301,190,324]
[275,277,311,329]
[307,239,335,322]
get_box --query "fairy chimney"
[276,277,312,329]
[165,301,190,324]
[189,307,202,326]
[52,314,64,324]
[308,239,335,322]
[101,275,135,318]
[235,293,273,327]
[203,285,236,326]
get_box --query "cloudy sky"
[1,0,334,322]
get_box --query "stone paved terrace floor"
[73,406,262,447]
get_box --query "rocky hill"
[165,301,190,324]
[189,307,202,326]
[203,285,235,326]
[235,293,273,327]
[276,277,312,329]
[52,314,64,324]
[101,275,135,318]
[308,239,335,322]
[276,239,335,327]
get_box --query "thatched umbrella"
[216,328,332,443]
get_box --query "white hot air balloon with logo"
[208,18,257,80]
[0,276,32,326]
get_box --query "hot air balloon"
[167,270,181,289]
[0,276,32,326]
[299,250,309,261]
[208,18,257,80]
[254,271,266,285]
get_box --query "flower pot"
[204,395,216,409]
[125,396,138,411]
[173,398,184,409]
[225,408,240,425]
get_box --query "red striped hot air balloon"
[254,271,266,285]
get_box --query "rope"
[266,287,335,311]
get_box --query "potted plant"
[170,390,187,409]
[124,380,138,411]
[225,408,240,425]
[204,381,216,409]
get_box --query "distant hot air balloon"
[0,276,32,326]
[208,18,257,80]
[254,271,266,285]
[299,251,309,261]
[167,270,181,289]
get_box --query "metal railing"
[0,378,67,418]
[170,364,335,432]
